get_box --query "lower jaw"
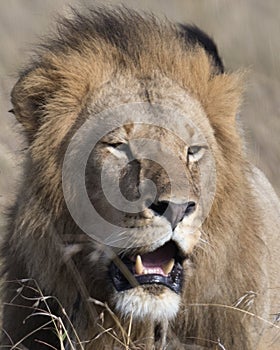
[112,273,183,294]
[112,285,181,321]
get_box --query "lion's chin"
[112,286,181,321]
[108,240,185,321]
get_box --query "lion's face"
[64,75,217,321]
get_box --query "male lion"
[1,8,280,350]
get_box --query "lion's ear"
[11,66,57,142]
[179,24,224,74]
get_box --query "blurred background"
[0,0,279,226]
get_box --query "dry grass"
[2,280,280,348]
[2,268,280,349]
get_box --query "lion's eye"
[106,141,131,159]
[187,145,206,162]
[188,146,202,155]
[108,142,124,149]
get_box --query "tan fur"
[1,8,280,350]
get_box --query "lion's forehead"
[103,123,192,148]
[88,73,212,137]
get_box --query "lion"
[1,7,280,350]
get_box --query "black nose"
[149,200,196,229]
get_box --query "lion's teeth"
[162,258,175,275]
[135,255,143,275]
[143,268,163,275]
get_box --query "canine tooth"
[135,255,143,275]
[162,258,175,275]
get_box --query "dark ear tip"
[8,109,15,114]
[178,23,224,74]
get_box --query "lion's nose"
[149,200,196,229]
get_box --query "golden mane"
[2,7,279,350]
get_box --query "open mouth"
[109,241,184,294]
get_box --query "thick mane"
[2,7,273,350]
[41,7,223,71]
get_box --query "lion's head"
[3,8,276,350]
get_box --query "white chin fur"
[112,287,180,322]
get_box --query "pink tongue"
[141,241,176,268]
